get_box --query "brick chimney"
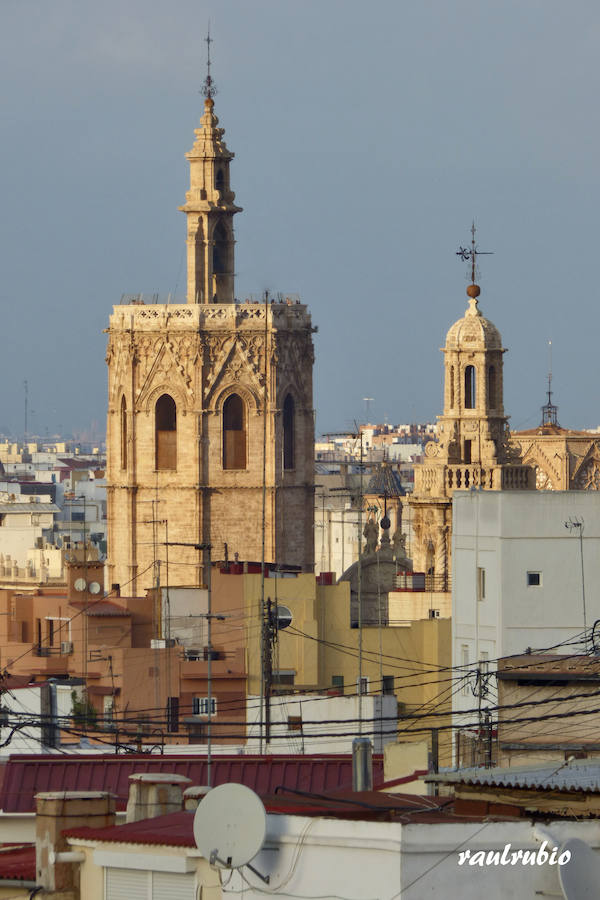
[125,772,191,823]
[35,791,115,893]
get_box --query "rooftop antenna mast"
[202,24,217,99]
[456,222,493,285]
[541,339,559,426]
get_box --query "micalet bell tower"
[105,58,315,593]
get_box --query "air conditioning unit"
[203,646,221,661]
[429,609,440,619]
[61,641,73,654]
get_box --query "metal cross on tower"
[456,222,493,284]
[202,25,217,99]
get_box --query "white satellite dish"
[558,838,600,899]
[88,581,101,595]
[193,783,267,870]
[74,578,87,592]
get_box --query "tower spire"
[541,339,559,426]
[456,222,493,289]
[202,24,217,99]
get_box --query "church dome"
[444,286,503,351]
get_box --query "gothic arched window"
[283,394,295,470]
[223,394,246,470]
[215,169,225,193]
[120,395,127,470]
[155,394,177,470]
[487,365,497,408]
[464,366,476,409]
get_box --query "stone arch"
[142,383,188,417]
[210,382,260,416]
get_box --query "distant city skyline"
[2,1,599,436]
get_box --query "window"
[212,221,228,274]
[283,394,295,470]
[215,169,225,192]
[332,675,344,689]
[382,675,395,695]
[223,394,246,469]
[464,365,476,409]
[477,567,486,601]
[449,365,455,408]
[487,365,497,408]
[527,572,541,587]
[274,670,295,686]
[120,395,127,469]
[479,651,489,674]
[461,644,469,696]
[155,394,177,470]
[464,439,472,464]
[192,696,217,717]
[287,715,302,732]
[357,676,368,696]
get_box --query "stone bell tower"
[105,72,315,593]
[409,258,533,588]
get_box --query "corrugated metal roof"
[1,753,384,813]
[0,503,59,513]
[0,844,36,881]
[66,793,459,846]
[428,758,600,793]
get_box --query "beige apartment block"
[410,282,533,587]
[106,97,315,593]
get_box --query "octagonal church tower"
[105,95,315,593]
[409,282,534,588]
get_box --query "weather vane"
[202,25,217,99]
[456,222,493,284]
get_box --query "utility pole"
[263,598,274,743]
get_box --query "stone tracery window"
[155,394,177,470]
[223,393,246,470]
[120,395,127,470]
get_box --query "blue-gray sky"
[1,0,599,438]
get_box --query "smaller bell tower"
[409,228,533,587]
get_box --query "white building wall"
[245,692,398,754]
[228,814,600,900]
[452,490,600,722]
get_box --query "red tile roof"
[0,844,36,882]
[65,792,498,847]
[67,811,196,847]
[70,600,131,617]
[1,754,384,813]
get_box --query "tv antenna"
[193,783,270,883]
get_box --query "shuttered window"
[152,872,195,900]
[106,868,148,900]
[105,868,195,900]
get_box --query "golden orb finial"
[466,284,481,298]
